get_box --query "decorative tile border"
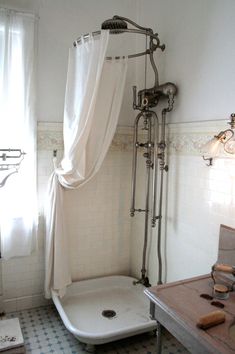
[110,126,133,152]
[167,120,229,156]
[37,122,134,152]
[37,119,230,156]
[37,122,63,151]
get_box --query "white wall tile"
[2,124,133,310]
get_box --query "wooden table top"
[144,274,235,354]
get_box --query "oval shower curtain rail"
[73,15,165,87]
[73,29,165,59]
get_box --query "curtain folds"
[0,8,37,259]
[45,31,128,298]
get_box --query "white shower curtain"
[45,31,127,298]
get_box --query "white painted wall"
[138,0,235,123]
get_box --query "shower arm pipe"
[110,15,163,86]
[74,16,164,86]
[113,15,154,33]
[130,112,144,217]
[149,37,159,87]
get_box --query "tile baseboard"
[4,294,52,313]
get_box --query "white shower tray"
[52,275,157,345]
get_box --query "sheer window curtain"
[45,31,128,298]
[0,8,37,259]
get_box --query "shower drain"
[102,309,116,318]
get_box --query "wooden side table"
[144,274,235,354]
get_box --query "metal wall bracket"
[203,156,213,166]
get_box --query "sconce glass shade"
[201,136,223,158]
[201,114,235,165]
[224,138,235,154]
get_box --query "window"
[0,8,37,259]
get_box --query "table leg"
[156,321,162,354]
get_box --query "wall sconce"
[0,149,26,187]
[202,113,235,166]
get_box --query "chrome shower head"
[101,17,128,34]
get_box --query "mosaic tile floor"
[6,306,189,354]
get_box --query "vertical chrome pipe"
[149,37,159,87]
[157,167,164,285]
[132,86,137,109]
[141,114,152,278]
[130,112,144,217]
[141,163,150,278]
[157,109,167,285]
[151,111,159,227]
